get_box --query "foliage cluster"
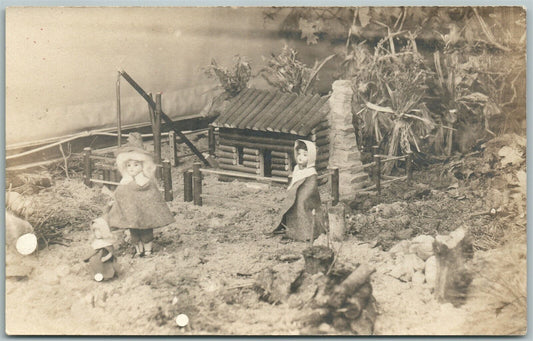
[203,56,252,97]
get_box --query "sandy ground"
[5,146,527,335]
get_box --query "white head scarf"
[287,139,317,190]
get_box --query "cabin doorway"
[262,150,272,177]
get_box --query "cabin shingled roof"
[212,88,330,136]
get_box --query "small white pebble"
[176,314,189,327]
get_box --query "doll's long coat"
[276,174,327,241]
[108,180,175,229]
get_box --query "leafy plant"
[260,45,335,95]
[204,56,252,97]
[349,30,435,172]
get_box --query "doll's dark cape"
[274,174,327,241]
[83,247,118,280]
[107,180,175,229]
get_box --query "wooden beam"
[200,167,289,183]
[119,70,209,166]
[219,138,293,153]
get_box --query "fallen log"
[327,264,376,308]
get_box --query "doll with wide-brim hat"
[107,132,175,257]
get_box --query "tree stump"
[303,246,334,275]
[328,204,345,241]
[433,227,474,306]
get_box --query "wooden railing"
[82,147,173,201]
[185,162,340,207]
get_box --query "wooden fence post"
[208,124,216,157]
[83,147,92,187]
[329,167,339,206]
[373,146,381,196]
[162,160,173,202]
[192,162,203,206]
[406,152,413,186]
[154,93,163,180]
[169,130,178,167]
[116,71,122,147]
[184,170,193,202]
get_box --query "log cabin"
[211,88,330,182]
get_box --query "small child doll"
[107,133,175,257]
[84,217,118,281]
[272,140,327,241]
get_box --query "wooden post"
[183,170,193,202]
[433,228,474,306]
[406,152,413,186]
[192,162,202,206]
[83,147,92,187]
[169,131,178,167]
[373,146,381,196]
[162,160,173,202]
[116,71,122,147]
[154,93,163,180]
[208,124,216,157]
[329,167,340,206]
[328,204,345,241]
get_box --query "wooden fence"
[82,147,173,201]
[353,146,413,196]
[184,162,340,207]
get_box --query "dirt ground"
[5,139,527,335]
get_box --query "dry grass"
[22,179,108,246]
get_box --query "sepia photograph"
[4,5,527,335]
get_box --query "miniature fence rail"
[354,146,413,196]
[82,147,173,201]
[184,162,340,207]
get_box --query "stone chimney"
[328,80,368,199]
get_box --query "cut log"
[433,227,474,306]
[217,157,237,165]
[327,204,345,241]
[217,150,236,159]
[303,246,335,275]
[219,164,260,174]
[218,145,236,153]
[327,264,376,308]
[271,151,289,158]
[242,160,260,168]
[271,169,290,177]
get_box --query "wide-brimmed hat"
[115,133,156,177]
[114,132,152,158]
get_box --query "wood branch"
[327,264,376,308]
